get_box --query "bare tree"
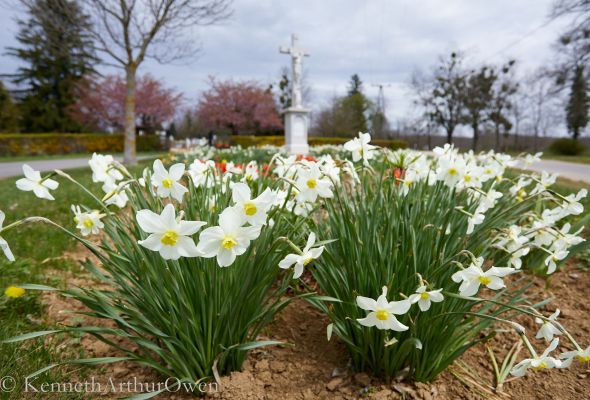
[410,52,467,144]
[523,71,562,151]
[82,0,232,164]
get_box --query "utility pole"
[371,83,392,137]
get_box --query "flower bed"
[0,134,589,397]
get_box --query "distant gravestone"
[280,34,310,154]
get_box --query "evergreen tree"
[6,0,97,132]
[348,74,363,96]
[0,81,19,132]
[342,74,370,134]
[566,65,589,139]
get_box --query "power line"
[483,13,562,62]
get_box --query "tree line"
[0,0,232,164]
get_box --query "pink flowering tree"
[197,77,283,135]
[70,74,182,133]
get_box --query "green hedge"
[0,133,164,156]
[548,138,587,156]
[230,135,408,149]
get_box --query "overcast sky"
[0,0,571,128]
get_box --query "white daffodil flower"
[137,203,205,260]
[291,200,314,217]
[509,176,532,202]
[152,159,188,202]
[530,171,558,195]
[559,345,590,368]
[16,164,59,200]
[477,187,503,212]
[231,183,275,226]
[553,223,584,249]
[408,285,444,312]
[511,338,561,377]
[197,207,261,267]
[88,153,123,184]
[188,159,215,188]
[71,205,105,236]
[531,221,556,247]
[273,155,297,179]
[561,188,587,216]
[535,309,562,342]
[295,164,333,203]
[0,211,15,262]
[224,162,243,175]
[243,161,259,181]
[102,181,129,208]
[543,248,568,274]
[343,132,377,165]
[456,163,484,190]
[278,232,325,279]
[356,286,411,331]
[436,155,466,188]
[451,257,516,297]
[495,225,530,269]
[466,211,485,235]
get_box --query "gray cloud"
[0,0,569,124]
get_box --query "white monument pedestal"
[284,107,310,155]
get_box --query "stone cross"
[279,34,311,155]
[280,34,309,109]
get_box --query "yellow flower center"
[4,286,25,298]
[307,179,317,189]
[375,309,389,321]
[303,257,313,266]
[160,230,179,246]
[358,148,363,156]
[479,276,492,286]
[485,168,492,174]
[448,168,457,176]
[463,175,471,182]
[533,361,548,371]
[222,236,237,249]
[83,217,94,229]
[162,178,174,188]
[244,201,257,216]
[576,354,590,362]
[420,292,429,300]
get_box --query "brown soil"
[39,245,590,399]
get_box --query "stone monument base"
[284,107,310,155]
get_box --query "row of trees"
[411,53,521,151]
[407,0,589,150]
[0,0,233,164]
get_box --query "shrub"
[0,133,164,156]
[547,138,587,156]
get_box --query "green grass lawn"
[0,161,154,398]
[542,152,590,165]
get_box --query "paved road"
[0,155,153,179]
[526,159,590,185]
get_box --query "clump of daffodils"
[2,133,588,387]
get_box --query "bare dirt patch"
[40,244,590,399]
